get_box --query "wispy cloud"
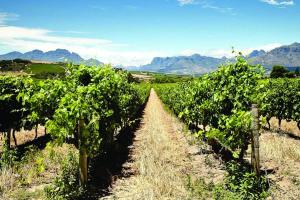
[180,43,282,58]
[260,0,295,6]
[177,0,235,15]
[202,4,235,15]
[54,30,90,35]
[0,12,168,66]
[0,12,19,25]
[0,24,165,66]
[177,0,197,6]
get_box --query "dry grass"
[0,71,28,76]
[131,73,154,82]
[259,131,300,199]
[104,89,225,200]
[260,133,300,163]
[269,117,300,136]
[260,117,300,199]
[0,143,77,199]
[104,89,190,199]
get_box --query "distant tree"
[270,65,289,78]
[296,67,300,77]
[127,73,140,83]
[13,59,31,64]
[285,71,296,78]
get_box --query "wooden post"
[251,104,260,176]
[6,128,11,149]
[78,119,88,186]
[35,125,38,139]
[12,129,17,146]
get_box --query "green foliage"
[270,65,289,78]
[259,78,300,130]
[285,71,297,78]
[0,76,27,133]
[0,139,17,168]
[32,71,65,79]
[44,151,85,200]
[186,176,213,199]
[1,64,150,158]
[46,64,150,156]
[154,56,264,158]
[0,59,31,71]
[213,162,269,200]
[295,68,300,76]
[0,64,150,193]
[151,74,193,83]
[18,78,71,129]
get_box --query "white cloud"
[201,4,235,15]
[180,43,282,58]
[177,0,235,15]
[0,11,283,66]
[261,0,295,6]
[0,12,18,25]
[244,43,282,53]
[181,48,234,58]
[0,12,166,66]
[0,26,165,66]
[0,21,283,65]
[0,26,113,47]
[177,0,197,6]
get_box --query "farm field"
[0,61,68,79]
[2,0,300,199]
[1,87,300,199]
[0,58,300,200]
[25,63,66,74]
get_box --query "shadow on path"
[85,100,148,199]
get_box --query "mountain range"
[1,42,300,74]
[138,55,228,74]
[135,42,300,74]
[0,49,103,66]
[248,42,300,68]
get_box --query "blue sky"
[0,0,299,66]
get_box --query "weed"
[44,150,85,200]
[213,161,269,200]
[204,155,213,167]
[186,175,213,199]
[0,141,17,169]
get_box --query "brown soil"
[131,73,154,82]
[0,126,46,151]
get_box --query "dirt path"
[103,89,224,200]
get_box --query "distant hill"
[136,42,300,74]
[249,42,300,68]
[248,50,266,58]
[0,49,103,66]
[2,43,300,74]
[139,54,229,75]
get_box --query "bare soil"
[131,73,154,82]
[0,126,46,151]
